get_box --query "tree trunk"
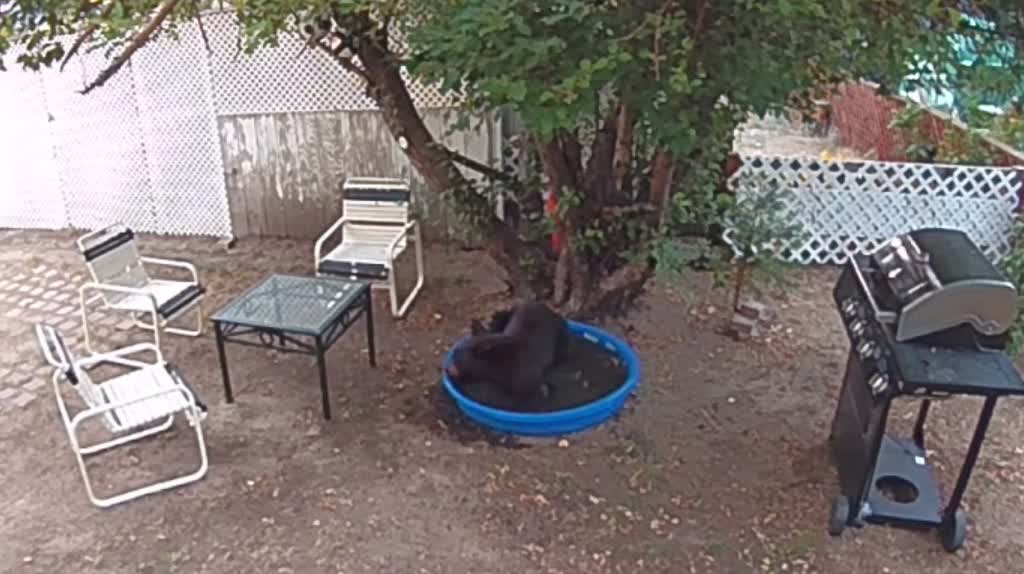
[354,32,544,298]
[649,148,676,219]
[611,104,636,196]
[348,27,659,317]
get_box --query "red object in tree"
[546,193,566,253]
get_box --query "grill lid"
[845,228,1018,347]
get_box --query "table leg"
[365,288,377,367]
[315,334,332,420]
[945,395,998,518]
[214,322,233,403]
[912,399,931,449]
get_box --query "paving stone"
[48,279,66,289]
[32,265,47,274]
[11,392,36,408]
[59,319,79,332]
[29,287,44,297]
[99,315,120,327]
[4,308,24,319]
[22,379,47,392]
[0,280,9,290]
[28,300,45,310]
[41,302,60,313]
[43,269,59,278]
[54,292,73,303]
[16,285,31,293]
[11,273,27,282]
[58,305,77,316]
[42,290,60,299]
[116,319,136,331]
[10,368,32,385]
[0,388,17,400]
[17,299,32,308]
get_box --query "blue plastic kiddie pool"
[441,320,641,437]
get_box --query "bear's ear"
[470,319,486,335]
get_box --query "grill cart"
[828,228,1024,552]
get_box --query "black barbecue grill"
[827,227,1024,551]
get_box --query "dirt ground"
[3,229,1024,574]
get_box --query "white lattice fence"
[133,22,231,237]
[727,155,1023,264]
[204,11,456,115]
[43,52,159,232]
[0,64,65,229]
[0,10,465,237]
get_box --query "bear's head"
[444,334,515,385]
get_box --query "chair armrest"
[386,221,418,261]
[314,217,351,266]
[140,256,200,284]
[35,324,70,370]
[69,384,199,428]
[80,282,159,311]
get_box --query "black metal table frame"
[212,284,376,420]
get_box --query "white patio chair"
[76,224,205,353]
[35,323,209,508]
[314,177,425,318]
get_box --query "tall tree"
[2,0,1022,316]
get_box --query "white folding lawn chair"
[76,224,205,353]
[314,177,425,318]
[35,323,209,508]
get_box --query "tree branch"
[80,0,182,94]
[447,148,517,184]
[60,1,116,72]
[312,38,369,83]
[194,4,212,53]
[583,104,620,207]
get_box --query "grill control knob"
[842,298,859,317]
[850,319,865,337]
[857,340,877,358]
[868,373,889,395]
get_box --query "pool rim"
[441,320,641,425]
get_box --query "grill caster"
[940,509,967,552]
[828,495,850,536]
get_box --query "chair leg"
[80,291,98,355]
[70,409,209,509]
[388,273,401,318]
[163,301,203,337]
[393,227,425,318]
[66,425,104,507]
[133,301,203,338]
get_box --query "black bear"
[445,301,570,398]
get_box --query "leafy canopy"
[407,0,1024,156]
